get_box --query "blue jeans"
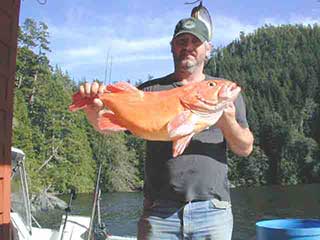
[137,198,233,240]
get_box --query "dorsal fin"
[68,92,95,112]
[106,82,139,93]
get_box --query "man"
[80,17,253,240]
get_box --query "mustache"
[179,50,196,58]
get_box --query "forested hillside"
[13,18,144,194]
[12,19,320,194]
[206,24,320,186]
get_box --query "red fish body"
[69,80,240,157]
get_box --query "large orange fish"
[69,80,241,157]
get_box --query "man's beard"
[173,49,204,73]
[181,59,197,73]
[174,54,202,73]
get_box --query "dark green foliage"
[228,146,269,187]
[13,19,143,194]
[88,130,141,192]
[206,24,320,186]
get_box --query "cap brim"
[173,30,207,42]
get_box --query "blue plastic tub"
[256,219,320,240]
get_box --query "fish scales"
[100,90,186,140]
[69,80,241,157]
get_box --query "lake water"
[35,183,320,240]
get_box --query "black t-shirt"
[138,73,249,203]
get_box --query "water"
[34,183,320,240]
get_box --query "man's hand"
[78,82,110,133]
[79,82,105,111]
[215,102,236,129]
[215,84,254,157]
[215,83,238,129]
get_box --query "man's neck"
[173,69,206,85]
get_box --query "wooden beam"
[0,0,21,239]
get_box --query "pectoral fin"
[97,110,127,132]
[167,111,195,139]
[172,133,194,157]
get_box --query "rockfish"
[69,80,241,157]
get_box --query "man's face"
[171,33,211,73]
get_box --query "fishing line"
[185,0,202,5]
[37,0,47,5]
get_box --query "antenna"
[104,49,110,85]
[103,48,113,85]
[108,56,113,84]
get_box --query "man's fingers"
[98,84,106,95]
[219,85,232,98]
[93,98,104,109]
[79,85,85,97]
[219,84,241,100]
[229,86,241,101]
[78,82,105,110]
[84,82,92,96]
[91,82,100,96]
[81,82,104,97]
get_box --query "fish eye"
[208,82,216,87]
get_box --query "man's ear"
[205,42,213,57]
[170,40,173,54]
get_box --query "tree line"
[12,18,320,195]
[206,24,320,186]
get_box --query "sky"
[20,0,320,84]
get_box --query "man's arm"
[216,102,254,157]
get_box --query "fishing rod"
[59,187,77,240]
[97,189,102,228]
[93,188,109,240]
[87,163,104,240]
[185,0,202,5]
[34,0,47,5]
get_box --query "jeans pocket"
[210,198,232,209]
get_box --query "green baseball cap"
[173,17,209,42]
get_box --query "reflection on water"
[231,184,320,239]
[34,183,320,240]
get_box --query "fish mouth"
[196,95,218,105]
[195,95,226,113]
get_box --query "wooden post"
[0,0,21,239]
